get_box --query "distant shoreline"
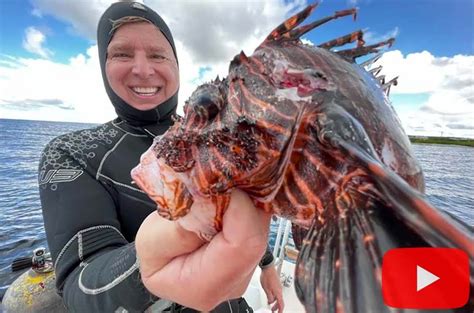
[1,118,473,147]
[409,136,474,147]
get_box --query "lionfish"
[132,3,473,312]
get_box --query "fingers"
[274,292,284,312]
[265,289,275,305]
[261,268,285,313]
[136,212,205,279]
[270,300,279,312]
[266,291,284,312]
[269,299,283,313]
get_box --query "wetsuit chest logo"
[39,169,83,185]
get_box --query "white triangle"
[417,265,440,291]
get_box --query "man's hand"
[260,265,284,312]
[136,189,271,311]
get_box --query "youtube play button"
[382,248,470,309]
[417,265,440,291]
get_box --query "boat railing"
[272,217,299,287]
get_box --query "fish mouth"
[273,67,331,97]
[131,146,194,217]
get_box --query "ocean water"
[0,118,473,300]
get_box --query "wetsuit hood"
[97,1,178,126]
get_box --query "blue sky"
[0,0,473,137]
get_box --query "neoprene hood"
[97,1,178,126]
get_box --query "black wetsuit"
[39,118,272,312]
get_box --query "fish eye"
[194,95,220,120]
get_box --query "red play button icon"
[382,248,470,309]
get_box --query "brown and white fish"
[132,3,473,312]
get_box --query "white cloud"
[0,47,114,123]
[22,27,53,59]
[300,38,314,46]
[31,0,115,39]
[374,51,474,138]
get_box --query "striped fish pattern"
[132,2,473,312]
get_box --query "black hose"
[11,256,32,272]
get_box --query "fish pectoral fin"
[295,208,390,313]
[294,189,473,313]
[313,105,472,256]
[333,137,473,257]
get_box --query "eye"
[194,95,221,120]
[151,54,167,61]
[109,52,131,60]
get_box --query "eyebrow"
[107,43,168,54]
[107,43,132,52]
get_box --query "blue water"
[0,118,473,300]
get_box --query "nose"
[131,53,154,78]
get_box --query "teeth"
[132,87,159,94]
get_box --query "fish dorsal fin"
[229,50,249,69]
[337,38,395,63]
[285,8,357,43]
[261,3,319,46]
[376,74,386,84]
[360,53,383,68]
[382,76,399,96]
[368,65,383,76]
[257,2,357,49]
[318,29,365,50]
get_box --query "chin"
[126,94,171,111]
[134,104,160,111]
[126,100,160,111]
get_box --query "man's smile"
[130,86,162,98]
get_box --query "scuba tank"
[2,247,66,313]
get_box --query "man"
[39,1,283,312]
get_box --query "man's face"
[106,22,179,111]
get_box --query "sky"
[0,0,473,138]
